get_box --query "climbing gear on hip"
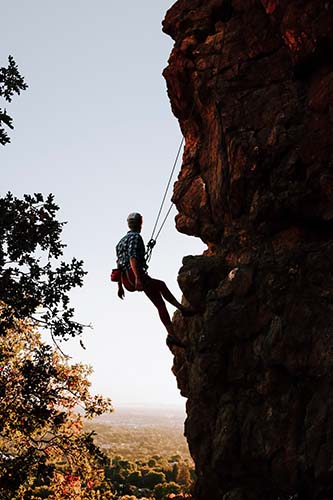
[110,269,121,282]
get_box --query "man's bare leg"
[147,278,195,315]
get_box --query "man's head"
[127,212,143,232]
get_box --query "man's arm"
[128,233,144,291]
[130,257,143,291]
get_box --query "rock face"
[163,1,333,499]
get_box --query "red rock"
[163,0,333,499]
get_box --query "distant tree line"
[105,454,193,499]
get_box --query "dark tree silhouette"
[0,192,87,341]
[0,55,27,145]
[0,59,113,498]
[0,193,113,498]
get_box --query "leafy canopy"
[0,192,114,498]
[0,315,112,499]
[0,55,27,145]
[0,192,86,340]
[0,56,113,499]
[0,194,114,498]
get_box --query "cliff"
[162,1,333,499]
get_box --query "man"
[116,212,192,349]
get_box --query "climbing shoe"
[180,306,197,317]
[166,334,187,349]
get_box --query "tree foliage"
[0,192,86,339]
[0,191,113,498]
[0,315,112,499]
[0,55,27,145]
[153,481,181,499]
[105,454,193,499]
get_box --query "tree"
[0,55,27,145]
[127,470,142,487]
[142,470,166,489]
[0,56,114,498]
[153,481,181,499]
[176,463,191,488]
[0,193,113,498]
[148,458,157,468]
[0,313,112,499]
[0,192,88,340]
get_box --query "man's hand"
[118,284,125,299]
[135,277,143,291]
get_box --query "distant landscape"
[87,405,191,461]
[85,405,194,498]
[93,405,188,427]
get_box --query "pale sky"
[2,1,204,409]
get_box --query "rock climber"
[115,212,192,349]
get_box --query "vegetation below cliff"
[30,413,194,500]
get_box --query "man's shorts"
[121,268,148,292]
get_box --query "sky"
[1,1,205,409]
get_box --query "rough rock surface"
[163,1,333,499]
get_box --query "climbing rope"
[145,136,185,262]
[146,2,232,263]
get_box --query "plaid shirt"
[116,231,147,272]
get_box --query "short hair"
[127,212,142,231]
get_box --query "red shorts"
[121,268,146,292]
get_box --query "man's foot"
[180,306,197,317]
[166,334,187,349]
